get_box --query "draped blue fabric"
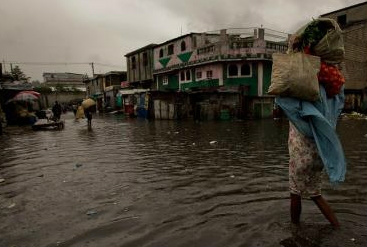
[276,85,346,184]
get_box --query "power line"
[2,61,89,66]
[2,61,123,68]
[94,62,122,68]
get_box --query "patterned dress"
[288,122,324,197]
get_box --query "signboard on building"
[121,81,130,88]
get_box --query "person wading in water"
[276,18,346,228]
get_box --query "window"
[131,56,136,70]
[196,71,202,79]
[168,44,174,55]
[143,52,148,66]
[228,64,238,77]
[180,71,185,81]
[337,14,347,27]
[241,64,251,76]
[180,70,191,81]
[206,70,213,79]
[181,41,186,51]
[186,70,191,81]
[162,76,168,85]
[159,49,164,58]
[193,36,197,48]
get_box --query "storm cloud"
[0,0,364,81]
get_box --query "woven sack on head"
[313,19,345,64]
[268,52,321,101]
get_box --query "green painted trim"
[177,51,193,63]
[180,79,219,91]
[157,73,179,91]
[263,61,272,94]
[159,57,171,68]
[223,63,258,96]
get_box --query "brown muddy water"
[0,112,366,247]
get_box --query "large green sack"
[290,18,345,64]
[313,19,344,63]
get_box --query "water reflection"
[0,113,366,247]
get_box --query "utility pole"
[2,60,6,73]
[90,62,95,76]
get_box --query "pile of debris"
[340,111,367,120]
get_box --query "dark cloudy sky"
[0,0,365,81]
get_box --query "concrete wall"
[321,3,367,91]
[127,49,154,83]
[39,92,86,108]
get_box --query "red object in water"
[125,105,134,115]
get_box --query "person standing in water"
[84,108,92,128]
[52,101,62,121]
[276,18,346,228]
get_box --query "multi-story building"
[84,74,105,112]
[320,1,367,112]
[125,44,156,89]
[84,71,126,112]
[43,72,86,92]
[103,71,127,110]
[124,44,156,118]
[152,28,288,119]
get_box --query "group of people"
[52,101,92,128]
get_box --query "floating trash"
[209,141,218,145]
[86,210,98,216]
[341,112,367,120]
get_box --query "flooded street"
[0,112,366,247]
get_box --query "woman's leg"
[291,193,302,224]
[311,195,340,227]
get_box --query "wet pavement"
[0,112,366,247]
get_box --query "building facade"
[152,28,288,119]
[320,1,367,112]
[124,44,156,117]
[104,71,127,110]
[125,44,156,89]
[84,71,127,112]
[43,72,86,92]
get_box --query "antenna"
[90,62,95,76]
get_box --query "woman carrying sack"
[275,18,346,228]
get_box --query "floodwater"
[0,112,366,247]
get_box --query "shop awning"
[119,89,150,95]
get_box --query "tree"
[55,83,66,92]
[31,80,41,86]
[34,85,52,94]
[11,65,29,81]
